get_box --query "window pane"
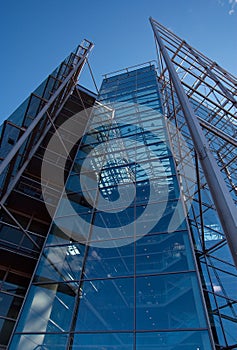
[76,278,134,331]
[136,231,194,274]
[35,244,85,283]
[16,283,77,333]
[0,292,22,319]
[71,333,133,349]
[136,273,207,330]
[10,333,68,350]
[136,200,186,235]
[0,318,15,346]
[136,331,212,350]
[83,241,134,279]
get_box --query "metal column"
[150,17,237,267]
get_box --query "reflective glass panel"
[75,277,134,331]
[16,283,77,333]
[135,200,186,235]
[83,241,134,279]
[136,273,207,330]
[136,331,212,350]
[10,333,68,350]
[35,244,85,283]
[136,231,194,274]
[71,333,133,349]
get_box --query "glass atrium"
[9,65,214,349]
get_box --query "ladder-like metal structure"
[150,17,237,349]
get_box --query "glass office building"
[8,65,215,349]
[1,19,237,350]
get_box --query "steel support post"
[150,17,237,267]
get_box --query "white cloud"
[229,0,237,14]
[217,0,237,14]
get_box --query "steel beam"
[150,17,237,268]
[184,43,237,107]
[197,117,237,147]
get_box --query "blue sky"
[1,0,236,120]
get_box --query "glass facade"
[9,65,214,349]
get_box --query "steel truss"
[0,40,94,249]
[150,17,237,350]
